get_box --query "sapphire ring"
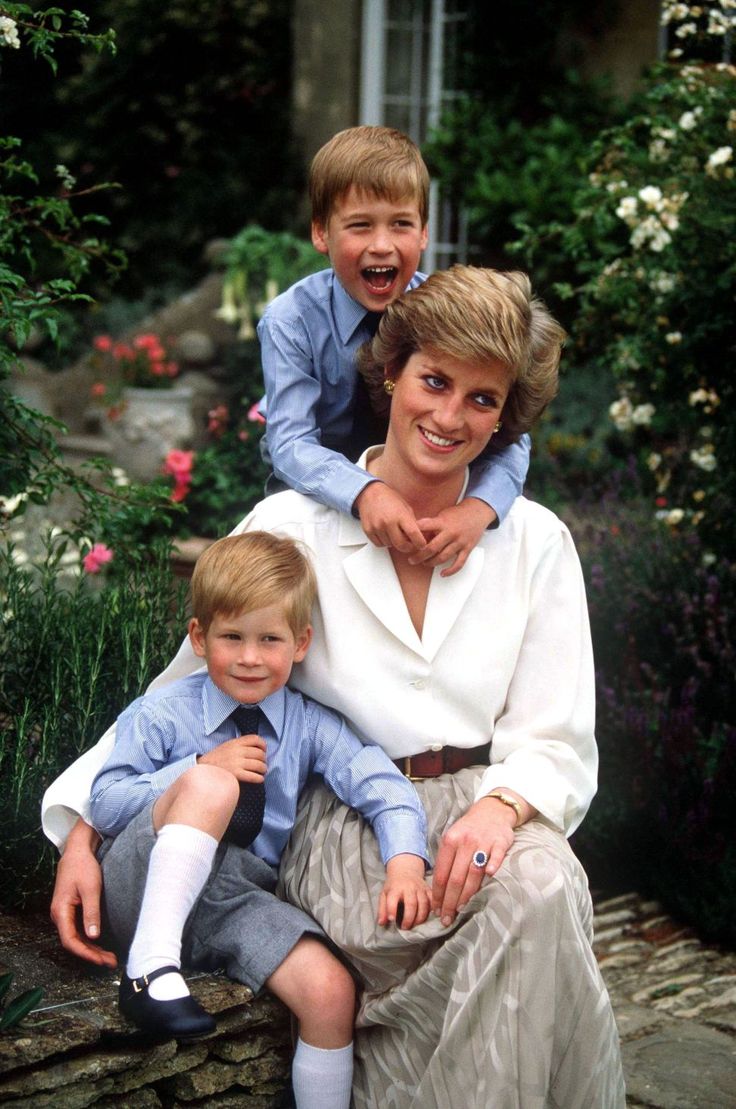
[472,849,489,869]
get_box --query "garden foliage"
[0,541,186,907]
[0,0,300,297]
[571,498,736,945]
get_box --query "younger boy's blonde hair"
[309,126,430,227]
[191,532,317,636]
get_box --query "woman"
[44,266,625,1108]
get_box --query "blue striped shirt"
[90,672,429,868]
[257,268,531,517]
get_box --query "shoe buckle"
[132,974,149,994]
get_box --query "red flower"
[83,543,114,574]
[93,335,113,352]
[90,382,106,398]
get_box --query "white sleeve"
[475,524,598,835]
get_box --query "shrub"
[0,538,187,909]
[571,499,736,945]
[516,51,736,556]
[426,71,620,303]
[0,0,300,298]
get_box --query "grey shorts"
[98,803,327,994]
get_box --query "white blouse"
[42,460,597,849]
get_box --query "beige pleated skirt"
[278,769,625,1109]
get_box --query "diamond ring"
[472,849,489,869]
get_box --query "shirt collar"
[201,675,287,738]
[332,276,370,344]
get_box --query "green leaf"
[0,972,13,1007]
[0,988,43,1031]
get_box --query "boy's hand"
[412,498,496,577]
[199,735,267,782]
[378,853,431,930]
[356,482,428,555]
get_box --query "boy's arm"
[259,313,379,516]
[90,706,197,838]
[308,702,429,867]
[465,434,531,523]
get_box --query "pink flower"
[207,404,229,437]
[90,382,106,398]
[83,543,114,574]
[247,402,266,424]
[93,335,113,352]
[170,479,191,503]
[163,449,195,483]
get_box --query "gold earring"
[494,421,502,433]
[383,379,395,396]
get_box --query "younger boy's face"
[311,185,428,312]
[189,605,312,705]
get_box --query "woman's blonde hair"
[191,532,316,635]
[310,126,430,227]
[357,265,565,443]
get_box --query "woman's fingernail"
[441,915,452,927]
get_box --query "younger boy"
[90,532,430,1109]
[258,125,531,575]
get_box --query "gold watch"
[487,791,522,827]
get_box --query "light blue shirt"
[257,268,531,517]
[89,672,429,868]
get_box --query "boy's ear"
[293,624,313,663]
[188,617,207,659]
[420,223,429,251]
[311,220,330,257]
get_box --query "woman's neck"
[367,442,466,518]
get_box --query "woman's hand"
[49,818,118,967]
[378,853,432,930]
[431,795,523,927]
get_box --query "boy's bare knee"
[268,938,355,1044]
[179,763,239,805]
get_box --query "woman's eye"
[423,375,445,390]
[473,394,496,409]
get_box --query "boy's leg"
[267,936,355,1109]
[126,764,238,1001]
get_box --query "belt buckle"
[402,756,423,781]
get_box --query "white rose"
[632,404,655,426]
[609,396,634,431]
[0,16,20,48]
[638,185,663,208]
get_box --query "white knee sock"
[291,1039,353,1109]
[126,823,217,1001]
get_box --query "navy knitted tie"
[223,704,266,848]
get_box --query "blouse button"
[430,743,443,752]
[412,679,426,690]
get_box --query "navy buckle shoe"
[119,965,216,1040]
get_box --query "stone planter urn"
[104,385,195,481]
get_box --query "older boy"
[90,532,429,1109]
[258,125,531,575]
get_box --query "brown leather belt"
[394,744,490,780]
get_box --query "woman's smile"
[380,347,511,488]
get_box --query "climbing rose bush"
[518,19,735,556]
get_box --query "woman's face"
[385,346,512,483]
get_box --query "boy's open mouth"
[362,266,398,291]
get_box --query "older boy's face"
[311,185,428,312]
[189,605,312,705]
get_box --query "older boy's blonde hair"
[358,265,565,444]
[191,532,316,635]
[309,126,430,227]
